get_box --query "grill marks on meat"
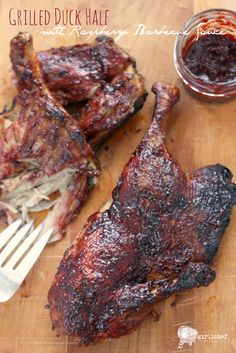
[76,65,147,148]
[9,33,97,174]
[37,36,136,105]
[48,82,236,345]
[2,33,147,241]
[0,32,98,240]
[36,36,147,147]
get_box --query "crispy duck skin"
[12,36,147,149]
[0,32,99,241]
[36,36,147,147]
[76,65,147,149]
[6,33,147,240]
[48,82,236,345]
[8,33,97,175]
[37,36,136,105]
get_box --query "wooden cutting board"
[0,0,236,352]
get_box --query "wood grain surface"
[0,0,236,352]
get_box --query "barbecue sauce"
[183,34,236,83]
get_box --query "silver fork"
[0,219,53,302]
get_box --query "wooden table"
[0,0,236,352]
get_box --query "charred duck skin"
[76,65,147,148]
[48,82,236,345]
[35,36,147,147]
[0,33,99,241]
[5,33,146,240]
[37,36,136,105]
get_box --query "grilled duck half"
[48,82,236,345]
[0,32,99,242]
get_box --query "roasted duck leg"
[48,82,236,345]
[0,32,99,241]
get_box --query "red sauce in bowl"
[183,34,236,84]
[174,9,236,102]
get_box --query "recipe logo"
[8,8,109,26]
[177,325,229,350]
